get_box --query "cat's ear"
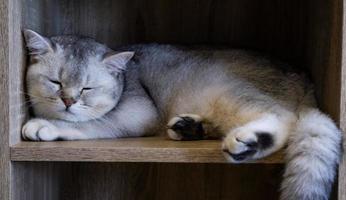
[102,51,135,72]
[23,29,53,55]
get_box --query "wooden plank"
[10,137,284,163]
[0,0,10,200]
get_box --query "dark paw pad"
[256,132,274,149]
[169,116,205,140]
[224,149,257,161]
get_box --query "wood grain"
[304,0,342,120]
[20,0,341,118]
[9,0,26,145]
[11,137,284,163]
[22,0,308,65]
[0,0,10,200]
[3,0,343,199]
[339,0,346,199]
[12,162,284,200]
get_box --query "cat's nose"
[61,97,77,108]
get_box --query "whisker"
[9,101,38,109]
[19,91,57,101]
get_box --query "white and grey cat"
[22,29,342,200]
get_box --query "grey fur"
[23,30,342,200]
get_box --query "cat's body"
[22,30,342,200]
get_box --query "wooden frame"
[0,0,10,199]
[339,0,346,199]
[0,0,345,199]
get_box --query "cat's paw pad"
[222,127,274,162]
[22,119,60,141]
[167,114,205,141]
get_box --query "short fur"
[22,30,342,200]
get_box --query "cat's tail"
[280,107,342,200]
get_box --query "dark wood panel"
[12,162,62,200]
[21,0,342,116]
[12,162,283,200]
[22,0,307,65]
[304,0,343,120]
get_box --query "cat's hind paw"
[22,119,60,141]
[222,126,274,163]
[167,114,205,141]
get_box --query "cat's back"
[125,44,306,87]
[124,44,308,108]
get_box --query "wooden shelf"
[10,137,284,163]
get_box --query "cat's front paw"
[222,126,274,163]
[22,119,60,141]
[167,114,205,140]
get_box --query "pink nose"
[61,98,76,107]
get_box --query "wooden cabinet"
[0,0,344,199]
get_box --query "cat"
[22,29,342,200]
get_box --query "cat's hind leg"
[222,112,296,163]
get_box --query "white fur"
[222,113,294,162]
[280,109,342,200]
[167,129,183,141]
[22,119,88,141]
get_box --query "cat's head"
[23,29,134,122]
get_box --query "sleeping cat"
[22,29,341,200]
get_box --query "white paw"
[223,127,258,154]
[167,129,183,141]
[167,114,204,141]
[222,126,274,163]
[22,119,60,141]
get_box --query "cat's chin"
[33,103,113,122]
[56,110,100,122]
[33,109,99,122]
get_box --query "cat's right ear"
[102,51,135,73]
[23,29,53,55]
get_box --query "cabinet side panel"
[339,0,346,199]
[305,0,342,120]
[0,0,10,199]
[9,0,26,145]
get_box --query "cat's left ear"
[23,29,53,55]
[102,51,135,72]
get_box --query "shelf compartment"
[10,137,284,163]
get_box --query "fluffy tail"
[281,108,342,200]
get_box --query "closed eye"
[81,88,94,94]
[49,80,62,86]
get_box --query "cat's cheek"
[91,96,117,112]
